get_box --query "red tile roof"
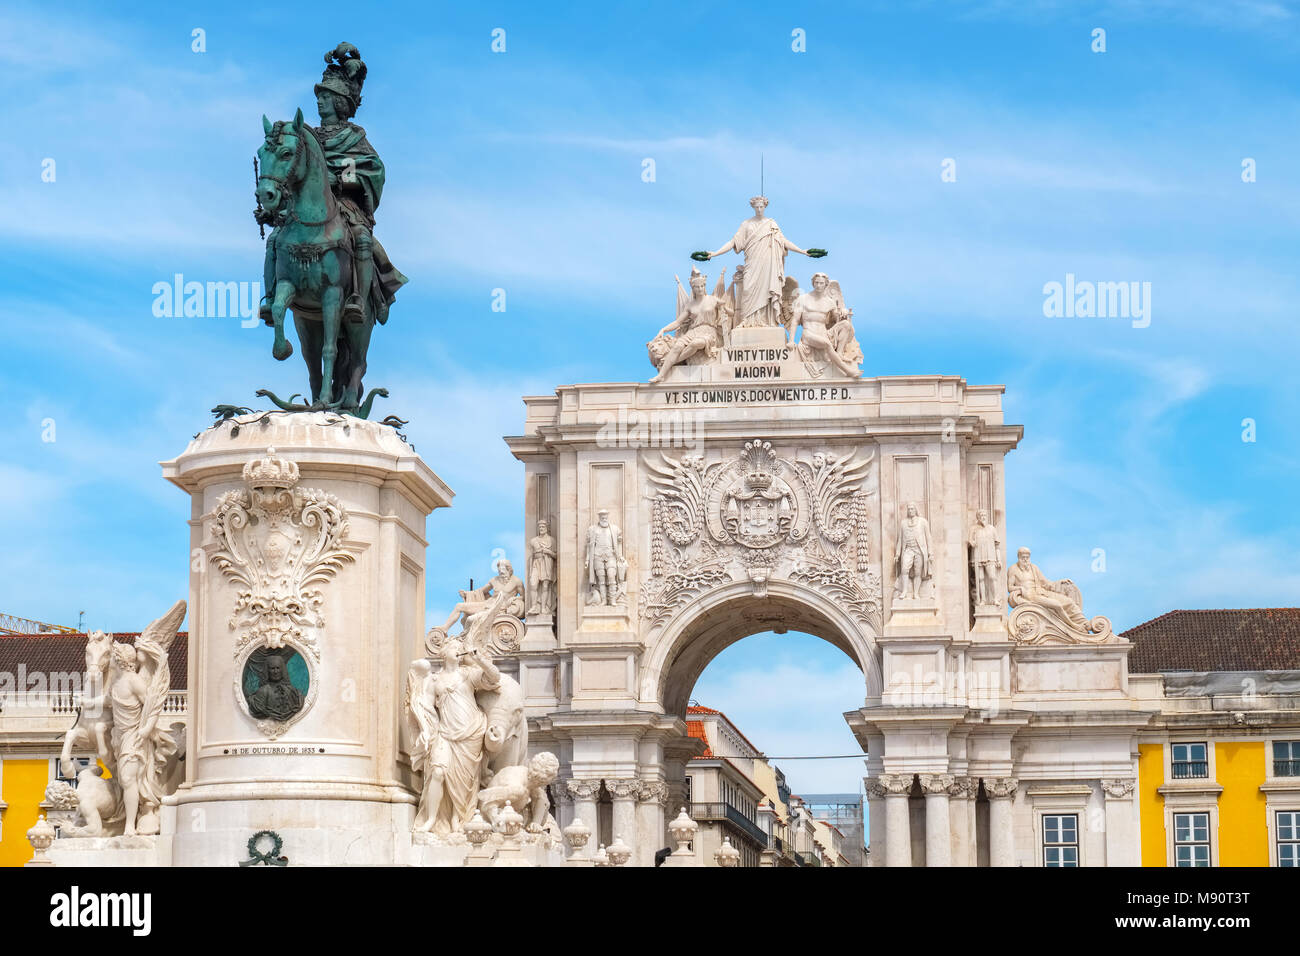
[686,703,766,757]
[1124,609,1300,673]
[0,632,189,691]
[685,719,714,757]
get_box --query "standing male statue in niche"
[894,501,933,600]
[695,196,826,329]
[527,520,557,616]
[585,509,626,606]
[969,509,1002,606]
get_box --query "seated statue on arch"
[1007,547,1114,643]
[786,273,863,379]
[438,558,525,634]
[648,267,732,383]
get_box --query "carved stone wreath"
[641,440,879,630]
[208,446,356,661]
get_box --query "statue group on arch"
[648,196,864,382]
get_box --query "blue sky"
[4,1,1299,793]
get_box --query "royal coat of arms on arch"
[718,440,799,549]
[642,439,881,630]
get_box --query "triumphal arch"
[505,198,1146,867]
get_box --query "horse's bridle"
[258,123,333,228]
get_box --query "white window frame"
[1169,808,1216,867]
[1274,809,1300,868]
[1168,740,1211,781]
[1268,738,1300,780]
[1029,790,1092,868]
[1040,812,1081,867]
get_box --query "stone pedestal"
[46,836,165,867]
[160,412,453,866]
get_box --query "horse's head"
[84,630,112,675]
[257,108,309,219]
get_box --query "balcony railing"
[798,851,821,867]
[690,802,768,847]
[0,690,188,716]
[1171,761,1208,780]
[1274,760,1300,778]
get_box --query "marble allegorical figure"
[788,273,863,378]
[648,267,733,383]
[408,638,502,835]
[59,600,188,838]
[478,751,561,833]
[585,509,627,606]
[698,196,824,329]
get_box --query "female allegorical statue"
[409,639,502,835]
[648,267,732,383]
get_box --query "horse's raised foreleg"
[59,725,85,779]
[271,280,296,361]
[318,285,342,407]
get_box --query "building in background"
[684,703,855,867]
[1127,609,1300,867]
[800,793,867,866]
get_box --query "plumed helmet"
[314,42,368,114]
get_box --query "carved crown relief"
[208,447,357,661]
[641,440,880,632]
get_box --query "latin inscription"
[663,386,854,405]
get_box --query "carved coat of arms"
[720,441,797,549]
[642,439,880,631]
[208,447,355,661]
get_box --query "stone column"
[1101,778,1137,866]
[880,773,914,868]
[607,779,641,864]
[636,781,668,868]
[986,777,1018,867]
[948,776,975,867]
[566,779,601,835]
[864,777,887,867]
[919,774,954,867]
[550,786,574,831]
